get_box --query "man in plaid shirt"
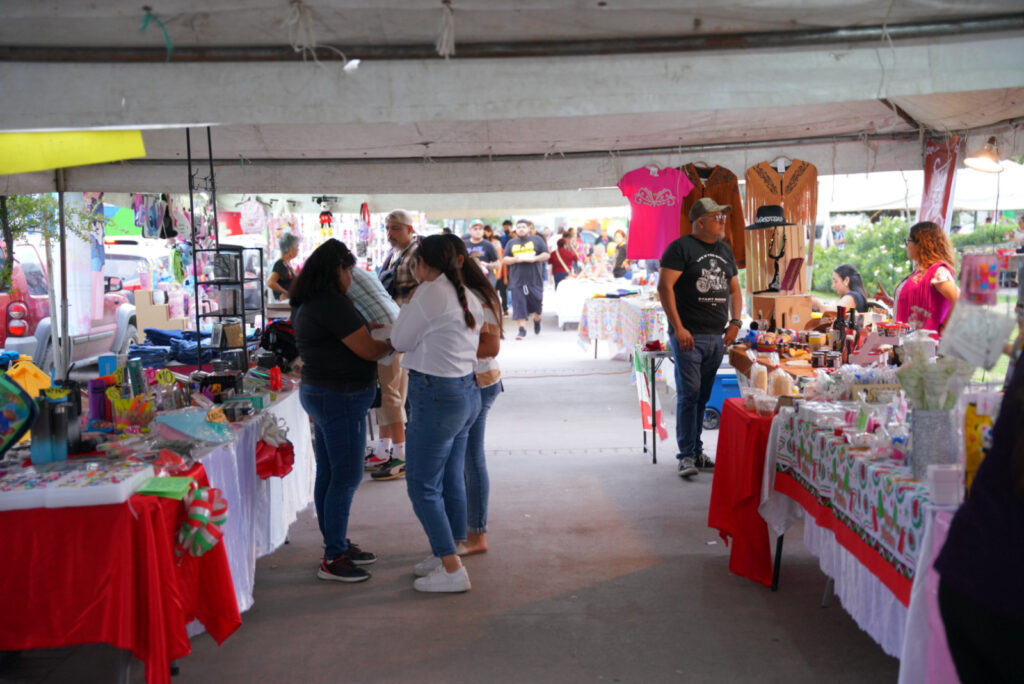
[367,210,420,480]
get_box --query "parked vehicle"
[103,237,172,305]
[0,242,137,374]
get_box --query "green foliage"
[811,217,913,295]
[811,218,1018,296]
[0,193,99,287]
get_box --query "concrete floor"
[1,302,899,683]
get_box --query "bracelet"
[728,319,742,328]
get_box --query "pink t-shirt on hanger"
[618,167,693,260]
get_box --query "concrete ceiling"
[1,1,1023,213]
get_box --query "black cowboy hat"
[745,205,796,230]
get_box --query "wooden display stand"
[744,224,806,294]
[751,293,813,331]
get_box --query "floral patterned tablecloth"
[577,297,667,351]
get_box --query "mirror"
[104,276,123,293]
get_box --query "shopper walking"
[370,209,421,481]
[503,219,549,340]
[490,235,509,314]
[391,235,483,593]
[291,239,393,582]
[446,235,503,557]
[658,198,742,479]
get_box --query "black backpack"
[260,319,299,370]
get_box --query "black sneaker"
[371,457,406,481]
[344,540,377,566]
[318,555,371,582]
[694,452,715,470]
[678,457,698,479]
[534,319,541,335]
[516,326,527,340]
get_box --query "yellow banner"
[0,130,146,175]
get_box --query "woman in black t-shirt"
[811,263,870,313]
[291,239,393,583]
[267,233,300,300]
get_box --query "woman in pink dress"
[882,221,959,334]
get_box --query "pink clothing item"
[618,167,694,260]
[896,262,954,333]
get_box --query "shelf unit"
[192,245,266,371]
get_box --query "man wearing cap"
[503,219,550,340]
[658,197,743,479]
[367,209,420,481]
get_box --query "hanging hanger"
[234,194,252,207]
[770,155,793,173]
[643,161,662,176]
[691,160,715,179]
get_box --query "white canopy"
[2,1,1023,206]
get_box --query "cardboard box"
[751,294,813,331]
[728,345,755,377]
[135,289,155,307]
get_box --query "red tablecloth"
[0,465,241,684]
[707,398,775,587]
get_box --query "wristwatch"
[727,319,742,329]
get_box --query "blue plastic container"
[703,368,741,430]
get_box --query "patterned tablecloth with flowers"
[577,296,667,352]
[775,409,931,581]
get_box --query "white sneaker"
[413,564,471,593]
[413,555,442,577]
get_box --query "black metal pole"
[187,129,205,371]
[56,168,69,381]
[206,126,219,250]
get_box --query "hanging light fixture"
[964,136,1004,173]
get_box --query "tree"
[0,193,97,289]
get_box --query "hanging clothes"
[677,164,747,269]
[617,167,694,260]
[743,159,818,294]
[240,198,267,235]
[743,159,818,229]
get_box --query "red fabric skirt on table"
[707,397,776,587]
[0,464,241,684]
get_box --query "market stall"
[577,293,667,358]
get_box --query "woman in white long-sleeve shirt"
[390,235,483,593]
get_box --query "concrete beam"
[1,34,1022,131]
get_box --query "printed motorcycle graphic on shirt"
[695,259,727,294]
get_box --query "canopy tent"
[1,2,1023,209]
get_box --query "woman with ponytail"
[445,235,503,556]
[391,235,484,593]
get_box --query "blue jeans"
[465,381,501,534]
[405,371,481,557]
[667,330,724,459]
[300,383,376,560]
[553,272,569,289]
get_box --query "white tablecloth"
[194,389,314,615]
[553,277,633,328]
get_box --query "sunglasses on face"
[904,237,916,245]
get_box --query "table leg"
[820,577,834,607]
[594,339,598,359]
[117,650,132,684]
[649,356,657,464]
[771,533,784,592]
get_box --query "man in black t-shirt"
[658,198,743,479]
[464,222,499,285]
[503,219,550,340]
